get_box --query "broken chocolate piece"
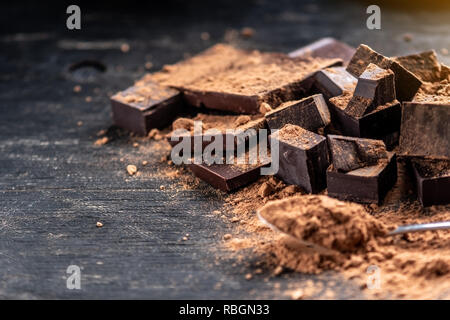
[327,135,388,173]
[345,64,396,118]
[393,50,442,83]
[328,93,401,149]
[265,94,330,132]
[314,67,357,100]
[411,158,450,207]
[182,54,342,114]
[110,80,183,135]
[399,102,450,160]
[168,114,267,153]
[269,124,329,193]
[288,37,356,65]
[346,44,422,101]
[327,153,397,204]
[187,154,270,192]
[111,44,254,135]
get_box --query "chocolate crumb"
[200,32,211,41]
[403,33,413,42]
[259,102,273,114]
[145,61,153,70]
[240,27,255,38]
[223,234,233,241]
[120,43,130,53]
[290,289,305,300]
[126,165,138,176]
[94,137,109,146]
[258,182,274,198]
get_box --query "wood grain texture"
[1,0,449,299]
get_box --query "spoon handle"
[388,221,450,236]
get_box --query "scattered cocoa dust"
[221,168,450,299]
[102,43,450,298]
[275,124,324,148]
[100,97,450,299]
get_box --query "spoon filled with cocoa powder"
[257,195,450,254]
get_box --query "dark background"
[0,0,449,299]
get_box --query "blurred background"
[1,0,449,71]
[0,0,449,299]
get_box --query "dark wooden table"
[1,0,449,299]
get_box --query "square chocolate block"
[111,44,251,135]
[393,50,442,83]
[399,102,450,160]
[314,67,357,100]
[327,153,397,204]
[327,135,388,173]
[265,94,330,133]
[328,94,401,149]
[345,64,396,118]
[187,156,271,192]
[346,44,422,102]
[288,37,356,65]
[182,53,342,114]
[111,81,183,136]
[269,125,329,193]
[412,159,450,207]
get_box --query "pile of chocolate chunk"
[110,38,449,207]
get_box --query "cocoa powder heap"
[258,195,390,253]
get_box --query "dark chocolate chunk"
[112,44,252,135]
[187,155,270,192]
[288,37,356,65]
[411,158,450,206]
[314,67,357,100]
[393,50,442,83]
[399,102,450,160]
[265,94,330,132]
[110,80,183,135]
[346,44,422,101]
[182,54,342,114]
[327,153,397,204]
[327,135,388,172]
[345,64,396,117]
[168,115,266,153]
[269,124,329,193]
[328,93,401,149]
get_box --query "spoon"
[257,210,450,254]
